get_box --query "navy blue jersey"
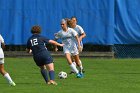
[27,34,50,56]
[26,34,53,66]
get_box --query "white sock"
[70,63,79,74]
[79,60,83,70]
[4,73,13,83]
[72,62,76,66]
[72,60,83,72]
[71,62,76,72]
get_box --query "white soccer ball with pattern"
[58,71,67,79]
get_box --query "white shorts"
[0,58,4,64]
[63,45,79,56]
[0,48,4,58]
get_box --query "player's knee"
[39,65,46,69]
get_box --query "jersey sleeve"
[55,31,61,39]
[77,25,85,34]
[71,28,78,37]
[26,39,31,49]
[0,35,4,43]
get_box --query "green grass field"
[1,57,140,93]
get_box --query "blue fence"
[0,0,140,45]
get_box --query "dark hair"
[31,25,41,34]
[71,16,77,21]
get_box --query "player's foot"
[79,73,84,78]
[69,71,75,74]
[76,73,83,78]
[47,81,57,85]
[9,81,16,86]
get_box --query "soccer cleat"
[77,71,84,78]
[9,81,16,86]
[79,73,84,78]
[47,81,57,85]
[76,73,83,78]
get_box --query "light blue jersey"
[55,28,79,55]
[73,25,85,48]
[0,34,4,59]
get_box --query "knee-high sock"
[49,70,55,80]
[72,62,76,66]
[70,63,79,74]
[4,73,13,83]
[71,62,76,72]
[72,60,83,72]
[79,60,83,69]
[79,60,83,71]
[41,69,48,83]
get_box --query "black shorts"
[33,51,53,66]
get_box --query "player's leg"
[70,57,85,74]
[71,56,76,66]
[69,56,76,74]
[77,42,85,73]
[39,65,49,83]
[0,59,16,86]
[65,53,79,74]
[73,54,84,77]
[79,59,85,73]
[46,63,57,85]
[71,42,84,74]
[35,52,51,84]
[0,64,7,75]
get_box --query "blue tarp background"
[0,0,140,45]
[114,0,140,44]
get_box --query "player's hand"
[59,44,64,47]
[78,45,82,52]
[54,47,58,52]
[26,48,32,53]
[29,49,32,53]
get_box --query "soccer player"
[54,19,83,78]
[0,34,16,86]
[69,16,86,74]
[26,25,64,85]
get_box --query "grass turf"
[1,57,140,93]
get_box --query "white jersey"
[55,28,79,55]
[73,25,85,48]
[0,34,4,58]
[73,25,84,37]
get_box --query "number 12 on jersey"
[30,38,38,46]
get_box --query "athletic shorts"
[0,58,4,64]
[63,45,79,56]
[33,51,53,66]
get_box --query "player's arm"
[26,40,32,53]
[1,42,5,49]
[0,35,5,49]
[78,26,86,41]
[53,38,59,51]
[75,35,82,52]
[53,32,60,51]
[26,48,30,53]
[49,40,64,47]
[79,32,86,42]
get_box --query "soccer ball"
[58,71,67,79]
